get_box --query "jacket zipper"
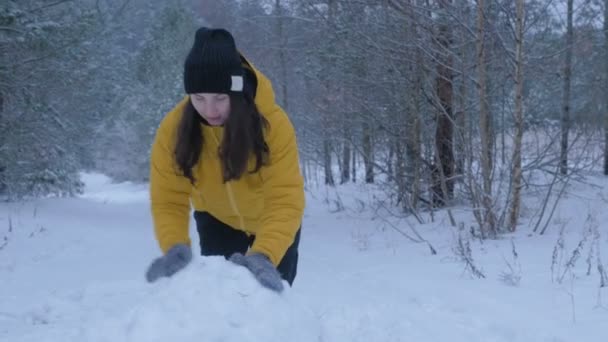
[209,130,247,231]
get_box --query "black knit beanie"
[183,27,244,94]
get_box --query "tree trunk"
[352,147,357,183]
[476,0,496,234]
[501,82,506,165]
[407,0,425,209]
[455,73,466,176]
[275,0,289,112]
[604,0,608,175]
[341,137,351,184]
[509,0,525,232]
[363,120,374,183]
[0,91,4,194]
[321,0,336,186]
[433,0,455,206]
[453,0,468,177]
[560,0,573,175]
[486,1,496,172]
[388,139,395,178]
[324,139,335,185]
[396,135,406,208]
[408,78,422,209]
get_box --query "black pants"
[193,211,300,286]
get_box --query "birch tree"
[509,0,526,231]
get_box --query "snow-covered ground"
[1,172,607,342]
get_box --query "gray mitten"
[229,252,284,293]
[145,244,192,283]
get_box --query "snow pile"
[79,256,322,342]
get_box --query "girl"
[144,27,305,293]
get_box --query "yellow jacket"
[149,62,305,266]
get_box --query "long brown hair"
[174,92,269,184]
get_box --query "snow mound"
[80,256,323,342]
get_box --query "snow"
[81,257,321,342]
[1,171,607,342]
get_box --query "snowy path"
[1,173,607,341]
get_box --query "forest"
[2,0,607,238]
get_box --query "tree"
[476,0,497,234]
[320,0,338,186]
[274,0,290,112]
[560,0,574,175]
[94,3,198,181]
[406,0,423,211]
[0,0,96,198]
[604,0,608,175]
[509,0,526,231]
[434,0,455,206]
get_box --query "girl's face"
[190,93,231,126]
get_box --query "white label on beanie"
[231,76,244,92]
